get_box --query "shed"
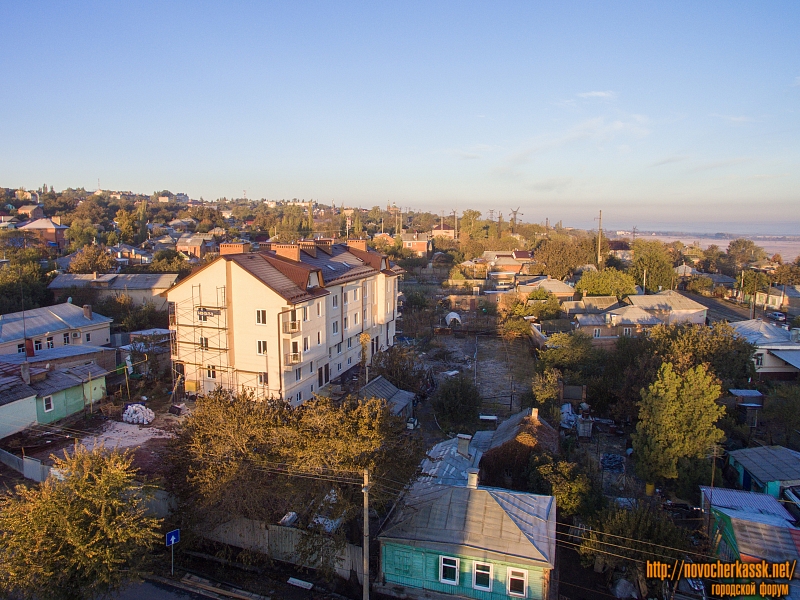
[358,376,414,419]
[728,446,800,498]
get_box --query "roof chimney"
[272,243,301,262]
[25,338,35,358]
[457,433,472,458]
[92,271,98,280]
[83,304,92,320]
[220,242,251,256]
[347,239,368,252]
[21,362,30,385]
[466,468,479,490]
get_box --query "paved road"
[118,580,210,599]
[677,291,752,323]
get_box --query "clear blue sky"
[2,1,799,233]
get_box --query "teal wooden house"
[727,446,800,498]
[377,471,556,600]
[30,364,106,425]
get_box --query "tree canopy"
[629,240,674,293]
[68,244,116,274]
[575,267,637,299]
[431,375,482,432]
[0,443,161,600]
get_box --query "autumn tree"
[633,363,724,482]
[537,331,601,384]
[527,452,600,518]
[68,244,116,274]
[726,238,766,271]
[0,443,161,600]
[575,267,637,299]
[628,239,674,293]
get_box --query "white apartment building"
[166,239,400,405]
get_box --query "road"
[677,291,751,323]
[118,580,210,600]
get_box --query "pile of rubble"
[122,404,155,425]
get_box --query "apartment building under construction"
[166,239,400,404]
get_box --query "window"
[332,295,339,308]
[332,321,339,334]
[622,327,632,337]
[344,316,349,330]
[199,311,208,322]
[63,333,70,345]
[337,362,342,372]
[353,288,359,301]
[258,372,268,385]
[303,306,309,321]
[256,309,267,325]
[17,343,24,354]
[309,361,314,374]
[43,396,53,413]
[337,342,342,354]
[317,331,321,345]
[46,336,54,349]
[296,391,302,403]
[754,353,764,366]
[200,336,209,349]
[347,356,352,365]
[398,551,412,576]
[303,337,309,351]
[344,291,349,305]
[363,283,369,298]
[85,333,91,342]
[207,365,216,379]
[593,328,600,338]
[354,312,359,325]
[439,556,459,585]
[347,337,353,349]
[257,340,268,355]
[507,568,528,597]
[473,562,493,591]
[295,368,302,382]
[317,301,322,317]
[34,339,42,351]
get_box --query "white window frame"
[354,312,359,325]
[622,327,632,337]
[317,331,322,345]
[303,337,310,351]
[347,337,353,349]
[256,309,267,325]
[473,561,493,592]
[257,340,268,355]
[258,372,268,385]
[439,556,460,585]
[332,294,339,308]
[332,321,339,334]
[754,353,764,366]
[200,336,209,349]
[85,333,91,342]
[353,288,359,301]
[337,362,342,372]
[317,301,322,317]
[207,365,216,379]
[43,395,54,413]
[295,367,302,382]
[507,567,528,597]
[34,339,42,351]
[347,356,352,365]
[17,343,24,354]
[344,291,349,305]
[303,306,309,321]
[63,332,70,345]
[593,328,600,338]
[344,316,349,330]
[46,336,54,349]
[296,391,302,403]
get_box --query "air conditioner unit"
[72,332,80,338]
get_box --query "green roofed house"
[377,470,556,600]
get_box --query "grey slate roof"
[728,446,800,484]
[626,290,706,312]
[380,483,555,566]
[358,376,414,416]
[700,486,793,521]
[48,273,178,291]
[0,344,114,365]
[730,320,797,348]
[0,303,112,344]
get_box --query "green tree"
[431,375,482,432]
[633,363,724,482]
[537,331,601,384]
[774,263,800,285]
[629,239,674,293]
[527,452,599,517]
[763,385,800,446]
[726,238,766,270]
[114,208,136,243]
[0,260,53,313]
[685,275,713,294]
[575,267,637,298]
[65,218,98,250]
[370,345,428,395]
[0,443,161,600]
[68,244,116,274]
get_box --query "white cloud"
[577,91,617,99]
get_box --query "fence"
[0,449,51,482]
[206,517,364,583]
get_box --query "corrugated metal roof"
[700,486,793,521]
[0,303,112,343]
[728,446,800,484]
[0,344,113,365]
[771,350,800,370]
[728,389,764,397]
[29,370,85,396]
[626,290,706,311]
[730,320,796,347]
[358,376,414,416]
[715,506,800,563]
[380,483,555,566]
[610,306,663,325]
[48,273,178,290]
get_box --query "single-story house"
[377,476,556,600]
[0,344,118,373]
[358,375,414,419]
[730,320,800,380]
[624,290,707,325]
[30,364,106,425]
[727,445,800,498]
[0,303,112,355]
[48,273,178,311]
[756,285,800,313]
[560,296,619,316]
[0,364,37,439]
[574,305,662,348]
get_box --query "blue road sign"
[166,529,180,547]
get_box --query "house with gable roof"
[729,319,800,380]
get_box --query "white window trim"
[439,556,460,585]
[473,561,493,592]
[593,328,600,338]
[256,309,267,325]
[507,567,528,598]
[43,395,54,413]
[257,340,268,355]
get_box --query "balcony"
[284,352,302,368]
[283,321,301,334]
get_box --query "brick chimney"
[347,239,368,252]
[298,240,317,258]
[20,362,30,385]
[220,242,250,256]
[272,243,301,262]
[457,433,472,458]
[25,338,34,358]
[83,304,93,320]
[466,468,479,490]
[314,238,334,255]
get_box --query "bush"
[431,376,481,433]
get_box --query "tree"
[629,240,674,292]
[115,208,136,243]
[431,375,482,432]
[685,275,713,294]
[68,244,116,274]
[774,263,800,285]
[579,507,689,596]
[537,332,601,384]
[65,218,98,250]
[726,238,766,270]
[370,345,428,395]
[527,453,599,517]
[0,443,161,600]
[575,267,637,299]
[534,238,590,280]
[0,260,53,313]
[763,385,800,446]
[633,363,724,482]
[169,390,423,575]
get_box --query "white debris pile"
[122,403,155,425]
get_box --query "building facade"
[165,239,400,404]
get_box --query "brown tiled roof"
[228,254,326,304]
[346,246,383,270]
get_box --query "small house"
[727,446,800,498]
[358,375,414,419]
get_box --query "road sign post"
[166,529,180,576]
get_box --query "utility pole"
[362,468,371,600]
[595,210,603,266]
[642,268,647,294]
[452,210,458,239]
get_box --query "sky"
[2,1,799,234]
